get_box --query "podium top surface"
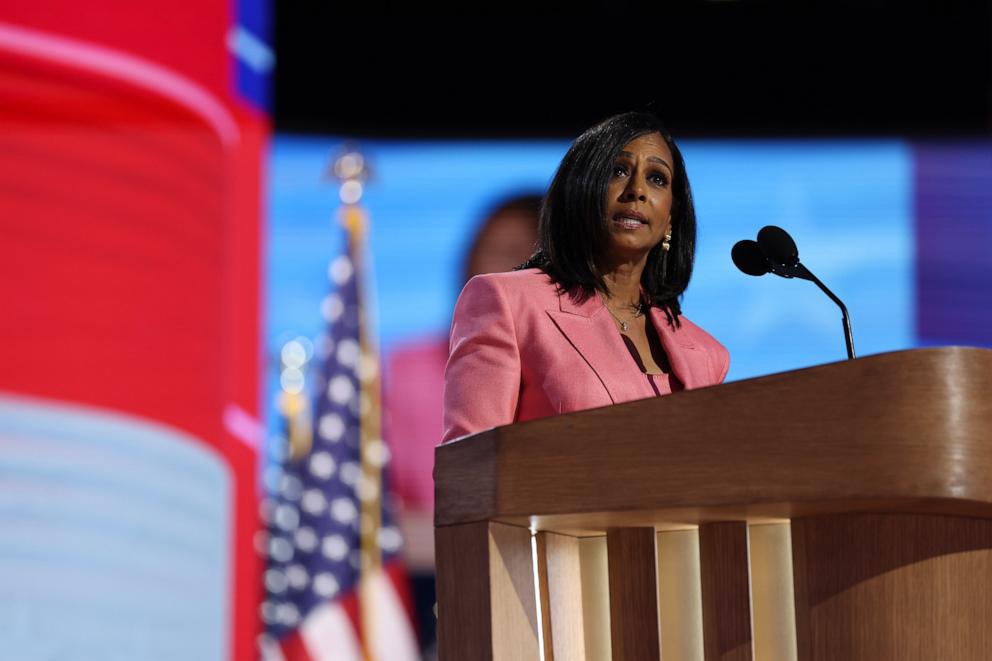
[434,348,992,534]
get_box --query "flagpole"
[331,148,384,661]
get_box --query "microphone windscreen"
[757,225,799,266]
[731,240,770,276]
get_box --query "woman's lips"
[612,211,648,229]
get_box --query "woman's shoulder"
[452,268,560,331]
[466,267,555,289]
[461,268,558,301]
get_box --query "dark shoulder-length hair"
[518,111,696,326]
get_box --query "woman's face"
[604,132,674,263]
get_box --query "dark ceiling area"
[274,7,992,138]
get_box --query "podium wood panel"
[606,527,660,661]
[792,513,992,661]
[434,348,992,661]
[699,522,753,661]
[435,521,539,660]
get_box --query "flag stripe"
[297,602,363,661]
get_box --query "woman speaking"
[442,111,729,443]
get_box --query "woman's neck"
[601,257,646,307]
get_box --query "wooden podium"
[433,348,992,661]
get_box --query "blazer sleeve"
[442,275,521,443]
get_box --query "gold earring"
[662,230,672,252]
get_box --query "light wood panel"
[792,513,992,661]
[657,528,704,661]
[607,527,661,661]
[537,531,586,660]
[699,522,753,661]
[435,521,539,660]
[747,523,797,661]
[579,536,612,661]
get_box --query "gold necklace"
[601,294,644,332]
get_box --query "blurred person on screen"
[443,111,729,443]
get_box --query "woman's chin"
[604,239,657,265]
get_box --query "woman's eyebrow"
[618,150,672,173]
[647,155,673,173]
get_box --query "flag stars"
[318,413,345,442]
[321,294,344,323]
[274,504,300,532]
[265,569,289,594]
[294,526,318,553]
[263,464,283,491]
[285,564,309,590]
[330,497,358,523]
[280,473,303,500]
[308,451,337,479]
[339,461,360,486]
[301,488,328,515]
[329,255,353,285]
[313,572,340,598]
[260,600,278,624]
[276,603,301,626]
[321,534,349,561]
[336,338,360,368]
[269,537,294,563]
[327,375,355,405]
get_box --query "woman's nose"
[621,178,647,202]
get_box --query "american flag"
[260,202,420,660]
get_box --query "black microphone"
[732,225,856,360]
[731,239,770,276]
[756,225,798,267]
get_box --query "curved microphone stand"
[732,227,856,360]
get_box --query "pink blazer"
[442,268,730,442]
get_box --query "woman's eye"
[650,173,668,186]
[612,165,628,177]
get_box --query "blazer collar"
[548,289,700,398]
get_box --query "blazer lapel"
[546,291,649,405]
[649,307,699,389]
